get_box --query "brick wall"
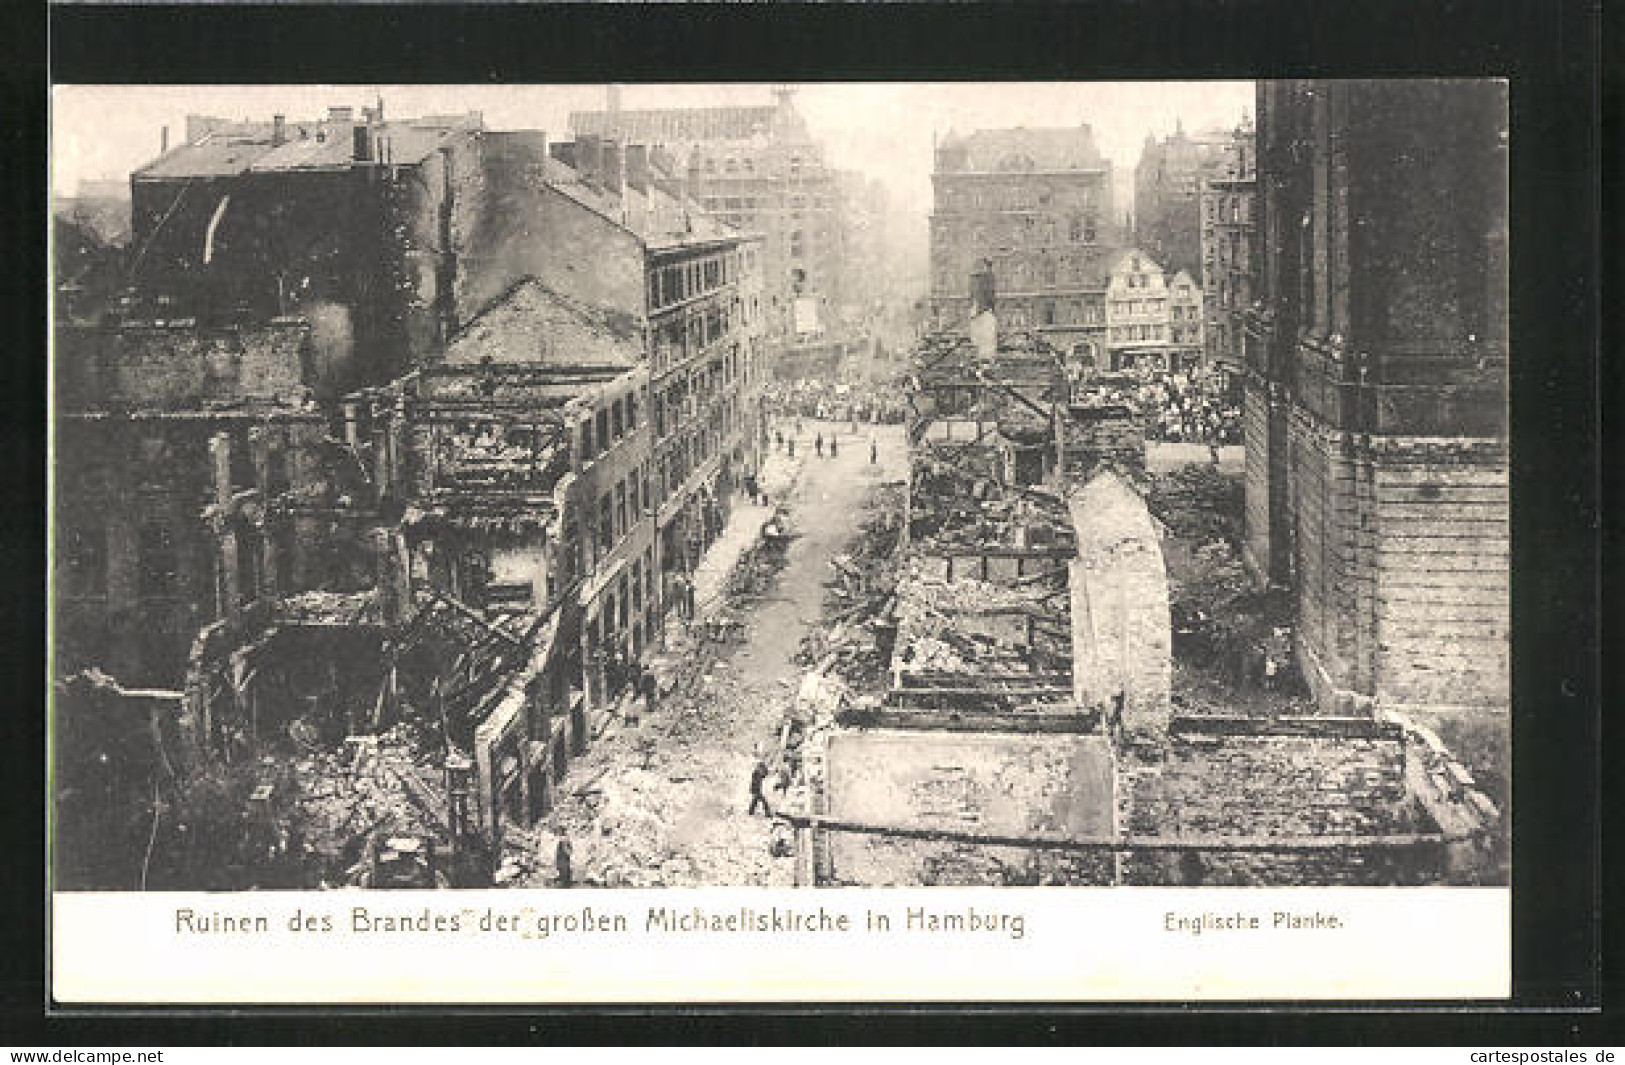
[58,321,311,410]
[1117,718,1425,885]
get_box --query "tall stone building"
[1133,121,1231,281]
[570,88,842,348]
[929,125,1118,366]
[1199,115,1258,382]
[1243,80,1508,786]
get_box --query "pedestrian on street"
[815,433,824,458]
[787,437,795,458]
[641,661,659,714]
[829,436,838,459]
[748,758,773,817]
[775,429,784,451]
[869,436,878,465]
[555,835,573,889]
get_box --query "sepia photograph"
[49,78,1509,907]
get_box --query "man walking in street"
[870,436,878,465]
[640,660,659,715]
[748,756,773,816]
[555,834,573,888]
[815,433,824,458]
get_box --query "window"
[612,399,625,440]
[596,409,610,455]
[615,480,628,540]
[626,392,639,431]
[598,494,613,552]
[631,559,644,610]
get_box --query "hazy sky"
[53,82,1255,219]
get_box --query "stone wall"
[1066,472,1170,734]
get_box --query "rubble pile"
[1148,464,1244,545]
[1147,464,1308,713]
[797,485,904,693]
[282,725,452,886]
[888,569,1074,686]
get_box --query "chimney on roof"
[272,114,286,147]
[160,125,169,153]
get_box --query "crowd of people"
[1072,365,1243,446]
[761,380,907,426]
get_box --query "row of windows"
[933,214,1100,247]
[585,545,656,662]
[1111,297,1168,317]
[578,388,641,469]
[698,152,811,177]
[653,348,742,441]
[649,250,742,313]
[651,294,745,378]
[1111,324,1167,344]
[655,395,738,510]
[935,183,1103,213]
[593,466,652,559]
[702,194,831,212]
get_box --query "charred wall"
[1245,80,1509,773]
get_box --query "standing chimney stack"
[272,114,286,147]
[160,125,169,153]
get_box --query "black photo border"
[4,0,1609,1045]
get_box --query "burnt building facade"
[1243,80,1509,785]
[929,125,1119,365]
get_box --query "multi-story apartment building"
[646,232,766,618]
[1104,250,1182,371]
[1199,115,1257,383]
[1243,80,1508,787]
[1166,268,1205,367]
[929,125,1119,368]
[1133,121,1232,281]
[571,88,840,350]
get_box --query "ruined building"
[52,102,767,888]
[800,299,1502,888]
[1243,80,1509,792]
[929,124,1120,367]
